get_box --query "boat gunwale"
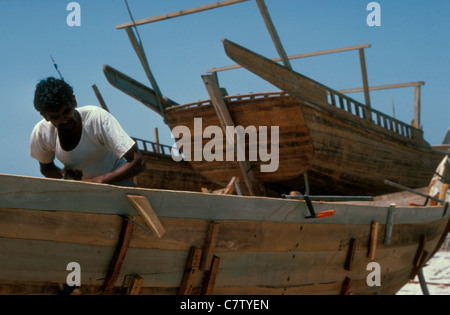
[0,173,448,226]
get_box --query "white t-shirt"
[30,105,136,186]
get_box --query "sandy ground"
[397,235,450,295]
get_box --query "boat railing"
[326,88,416,139]
[165,92,289,112]
[133,137,173,157]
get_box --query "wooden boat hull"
[165,93,314,187]
[165,92,444,196]
[0,174,448,295]
[134,151,222,192]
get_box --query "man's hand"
[62,168,83,180]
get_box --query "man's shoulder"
[31,119,56,146]
[78,105,112,119]
[78,105,106,115]
[32,119,54,134]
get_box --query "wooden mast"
[202,74,261,196]
[207,44,372,73]
[414,85,422,129]
[255,0,292,70]
[124,26,165,120]
[91,84,110,112]
[359,48,371,108]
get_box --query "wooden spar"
[91,84,110,112]
[384,180,448,205]
[414,85,421,129]
[359,48,371,108]
[207,44,371,73]
[221,39,334,106]
[103,65,177,116]
[256,0,292,70]
[202,74,261,196]
[178,247,202,295]
[338,81,425,94]
[124,27,165,119]
[116,0,249,29]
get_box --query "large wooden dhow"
[0,173,448,295]
[167,40,447,196]
[104,0,445,197]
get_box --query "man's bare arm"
[83,144,145,185]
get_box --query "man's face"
[41,99,78,133]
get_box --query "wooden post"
[124,27,165,119]
[178,247,202,295]
[413,85,421,129]
[201,222,220,271]
[359,48,371,109]
[340,277,352,295]
[202,74,262,196]
[103,217,135,294]
[384,204,396,246]
[256,0,292,70]
[92,84,110,112]
[154,128,160,154]
[200,256,220,295]
[368,221,379,259]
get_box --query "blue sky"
[0,0,449,178]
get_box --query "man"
[30,77,144,186]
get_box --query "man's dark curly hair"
[33,77,74,113]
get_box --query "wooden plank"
[116,0,249,29]
[0,207,446,254]
[340,277,352,295]
[338,81,425,94]
[103,65,177,116]
[0,237,441,291]
[103,217,135,293]
[207,44,371,74]
[200,256,220,295]
[413,85,421,129]
[358,48,371,108]
[200,222,220,271]
[222,39,328,106]
[126,195,166,238]
[202,74,262,196]
[368,221,379,259]
[178,247,202,295]
[256,0,292,70]
[91,84,109,112]
[124,27,165,117]
[0,174,448,225]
